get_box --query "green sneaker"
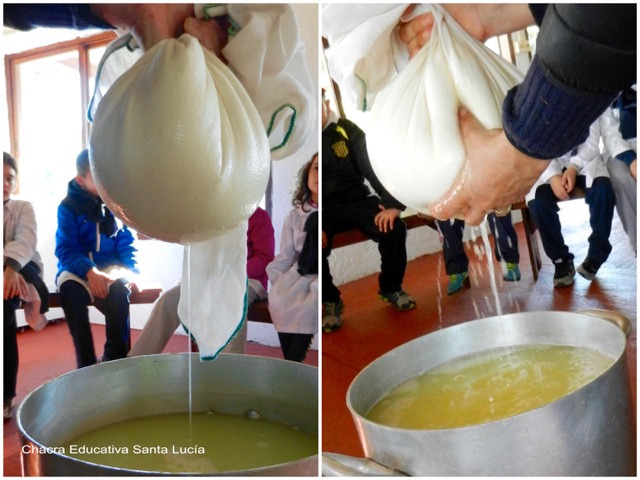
[322,300,344,333]
[503,262,521,282]
[447,272,470,295]
[378,289,416,310]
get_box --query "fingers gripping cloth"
[88,5,312,360]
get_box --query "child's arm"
[54,204,96,280]
[3,201,38,271]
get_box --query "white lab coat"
[266,203,318,334]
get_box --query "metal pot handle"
[577,309,632,338]
[322,453,407,476]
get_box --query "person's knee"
[59,281,90,309]
[590,177,616,203]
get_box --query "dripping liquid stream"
[186,244,193,441]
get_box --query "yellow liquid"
[63,411,317,473]
[367,345,613,429]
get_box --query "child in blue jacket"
[55,149,138,368]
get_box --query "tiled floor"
[3,322,317,476]
[322,201,636,471]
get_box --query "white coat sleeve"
[600,106,634,159]
[4,201,38,269]
[322,3,410,111]
[219,4,315,160]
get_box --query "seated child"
[3,152,49,418]
[55,149,139,368]
[267,154,318,362]
[526,118,616,287]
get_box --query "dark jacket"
[4,4,113,31]
[504,4,636,159]
[322,117,404,211]
[55,179,138,282]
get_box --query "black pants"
[4,297,20,403]
[60,279,131,369]
[323,196,408,303]
[278,332,314,363]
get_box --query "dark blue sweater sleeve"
[4,4,113,31]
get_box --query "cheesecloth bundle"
[323,3,524,215]
[88,4,313,359]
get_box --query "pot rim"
[346,310,628,432]
[17,353,319,476]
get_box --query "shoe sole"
[553,277,575,287]
[576,265,597,281]
[378,294,416,310]
[447,275,471,295]
[323,324,341,333]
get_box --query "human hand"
[4,266,27,300]
[90,4,227,55]
[630,158,637,181]
[322,231,328,249]
[398,4,534,59]
[375,206,401,233]
[550,176,570,201]
[430,108,550,225]
[86,268,112,299]
[561,166,577,193]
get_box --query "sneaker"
[378,289,416,310]
[553,258,575,287]
[577,257,601,281]
[447,272,470,295]
[3,400,12,420]
[323,300,344,333]
[503,262,521,282]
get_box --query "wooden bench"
[330,190,585,283]
[247,299,272,324]
[45,286,273,324]
[331,214,438,249]
[46,284,163,309]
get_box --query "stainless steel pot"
[17,353,318,476]
[323,310,634,476]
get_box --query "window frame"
[4,30,117,180]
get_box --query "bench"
[46,284,163,309]
[247,299,272,324]
[330,189,585,283]
[331,214,438,249]
[45,286,272,324]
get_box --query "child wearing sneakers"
[437,213,521,295]
[266,154,318,362]
[526,116,616,287]
[322,90,416,333]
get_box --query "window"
[5,31,115,200]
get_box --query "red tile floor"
[322,201,636,472]
[3,322,317,476]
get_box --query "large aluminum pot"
[17,353,318,476]
[323,310,634,476]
